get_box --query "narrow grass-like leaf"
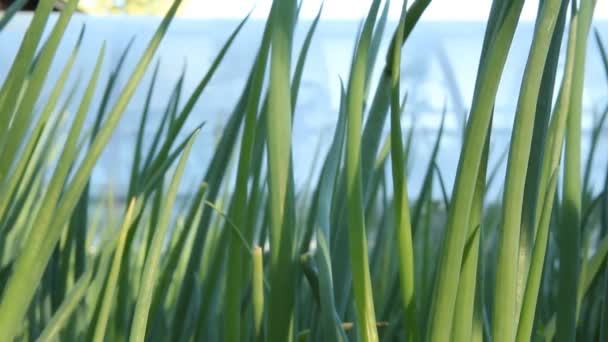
[558,2,597,340]
[492,1,561,340]
[291,4,322,110]
[252,246,264,341]
[517,1,567,324]
[128,59,161,198]
[305,80,348,341]
[92,198,141,342]
[582,109,608,197]
[0,0,80,181]
[142,15,250,191]
[224,9,270,341]
[0,41,105,339]
[0,0,28,30]
[344,1,382,340]
[452,119,490,342]
[517,172,559,342]
[599,165,608,342]
[389,2,417,340]
[147,183,207,322]
[0,0,54,137]
[0,0,182,337]
[364,0,389,95]
[1,0,605,339]
[170,16,272,341]
[412,107,446,233]
[0,26,84,222]
[516,12,579,340]
[428,2,524,340]
[265,0,298,340]
[129,129,198,342]
[36,267,94,342]
[595,29,608,85]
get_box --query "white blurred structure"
[1,13,607,199]
[176,0,608,21]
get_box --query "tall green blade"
[265,0,298,340]
[595,29,608,85]
[36,267,94,342]
[252,246,265,341]
[428,1,524,340]
[92,199,141,342]
[308,81,348,341]
[517,1,567,320]
[557,1,597,340]
[224,10,270,342]
[452,118,490,342]
[0,26,84,222]
[0,41,106,340]
[516,11,579,341]
[169,15,272,342]
[492,1,562,340]
[0,0,80,181]
[344,1,381,340]
[0,0,182,337]
[0,0,54,138]
[389,2,417,340]
[128,130,198,342]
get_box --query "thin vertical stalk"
[0,40,105,340]
[252,246,264,341]
[558,1,597,340]
[389,1,417,340]
[92,199,141,342]
[428,1,524,340]
[453,121,490,342]
[266,0,297,340]
[345,0,382,340]
[516,13,579,341]
[129,130,199,342]
[492,1,562,340]
[223,11,270,342]
[517,0,568,325]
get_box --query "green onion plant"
[0,0,606,340]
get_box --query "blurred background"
[1,0,607,200]
[73,0,608,20]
